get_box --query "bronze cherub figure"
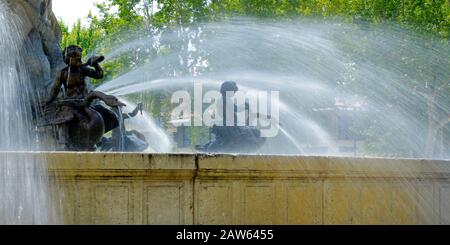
[41,45,143,151]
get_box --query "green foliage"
[59,14,103,56]
[208,0,449,38]
[59,0,448,80]
[59,0,447,85]
[58,0,449,153]
[61,0,449,49]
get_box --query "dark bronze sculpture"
[46,45,104,103]
[97,103,150,152]
[41,45,145,151]
[196,81,266,153]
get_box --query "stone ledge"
[1,152,449,180]
[1,151,450,224]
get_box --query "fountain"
[95,18,449,158]
[0,0,449,224]
[0,0,61,224]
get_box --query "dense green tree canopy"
[58,0,449,156]
[59,0,449,87]
[61,0,449,47]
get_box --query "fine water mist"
[0,3,448,225]
[0,2,57,224]
[93,18,449,159]
[93,17,450,222]
[120,99,173,153]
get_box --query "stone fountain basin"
[2,152,450,224]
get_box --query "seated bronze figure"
[195,81,266,153]
[40,45,145,151]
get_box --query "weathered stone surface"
[2,152,450,225]
[3,0,63,95]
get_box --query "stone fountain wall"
[3,1,450,225]
[3,152,448,225]
[4,0,63,95]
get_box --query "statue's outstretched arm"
[84,64,104,80]
[123,103,143,119]
[85,56,105,80]
[91,63,104,79]
[127,103,144,118]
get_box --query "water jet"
[0,1,449,225]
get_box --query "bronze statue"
[46,45,104,104]
[42,45,128,151]
[195,81,266,153]
[97,103,150,152]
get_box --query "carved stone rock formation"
[3,0,63,95]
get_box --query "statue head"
[220,81,239,95]
[63,45,83,67]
